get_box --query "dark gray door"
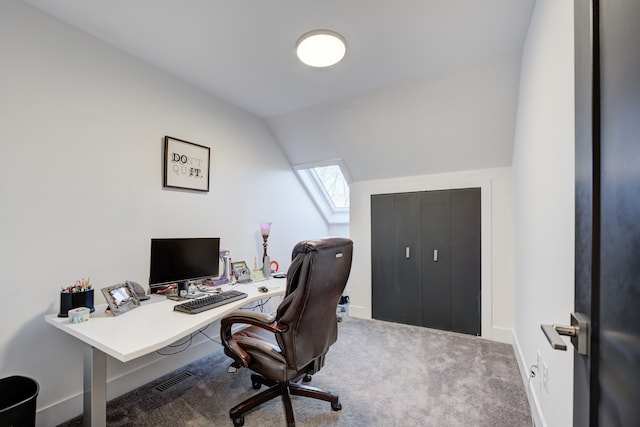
[573,0,595,423]
[371,192,422,326]
[421,190,452,331]
[449,189,482,335]
[371,189,480,335]
[421,188,481,335]
[574,0,640,425]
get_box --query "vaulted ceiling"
[22,0,535,181]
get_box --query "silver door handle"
[541,324,572,350]
[433,249,438,262]
[405,247,410,259]
[541,312,589,355]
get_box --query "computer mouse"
[258,286,268,293]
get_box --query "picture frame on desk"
[232,261,252,283]
[101,282,141,316]
[163,136,210,192]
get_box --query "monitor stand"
[178,281,189,297]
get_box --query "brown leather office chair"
[220,238,353,427]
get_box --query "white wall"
[0,2,328,426]
[328,223,350,238]
[349,166,514,343]
[512,1,575,426]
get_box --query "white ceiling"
[21,0,536,181]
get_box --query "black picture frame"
[163,136,210,192]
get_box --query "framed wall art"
[163,136,210,192]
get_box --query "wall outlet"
[542,362,549,393]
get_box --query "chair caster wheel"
[331,400,342,411]
[252,381,261,389]
[232,416,245,426]
[303,374,312,383]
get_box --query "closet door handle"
[433,249,438,262]
[405,247,410,259]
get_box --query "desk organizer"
[58,289,95,317]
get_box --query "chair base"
[230,374,341,427]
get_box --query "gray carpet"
[58,316,531,426]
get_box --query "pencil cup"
[58,289,95,317]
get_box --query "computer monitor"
[149,237,220,293]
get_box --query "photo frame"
[231,260,252,283]
[101,282,141,316]
[163,136,210,192]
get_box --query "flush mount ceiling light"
[296,30,346,68]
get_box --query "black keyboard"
[173,290,248,314]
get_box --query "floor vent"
[154,371,195,393]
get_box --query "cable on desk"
[195,282,244,294]
[239,297,272,313]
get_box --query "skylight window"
[294,160,351,224]
[310,165,350,209]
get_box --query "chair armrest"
[220,311,288,367]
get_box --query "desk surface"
[45,281,285,362]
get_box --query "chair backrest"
[275,238,353,371]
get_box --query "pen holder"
[58,289,95,317]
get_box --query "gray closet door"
[449,188,481,335]
[371,188,481,335]
[371,192,422,326]
[421,190,453,331]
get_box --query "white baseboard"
[346,304,369,319]
[512,330,546,427]
[491,326,513,343]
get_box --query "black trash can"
[0,376,39,427]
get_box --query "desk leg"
[83,346,107,427]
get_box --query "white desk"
[45,281,285,427]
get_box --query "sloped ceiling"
[21,0,535,181]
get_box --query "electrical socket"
[542,362,549,393]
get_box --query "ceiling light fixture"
[296,30,346,68]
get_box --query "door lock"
[541,312,590,355]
